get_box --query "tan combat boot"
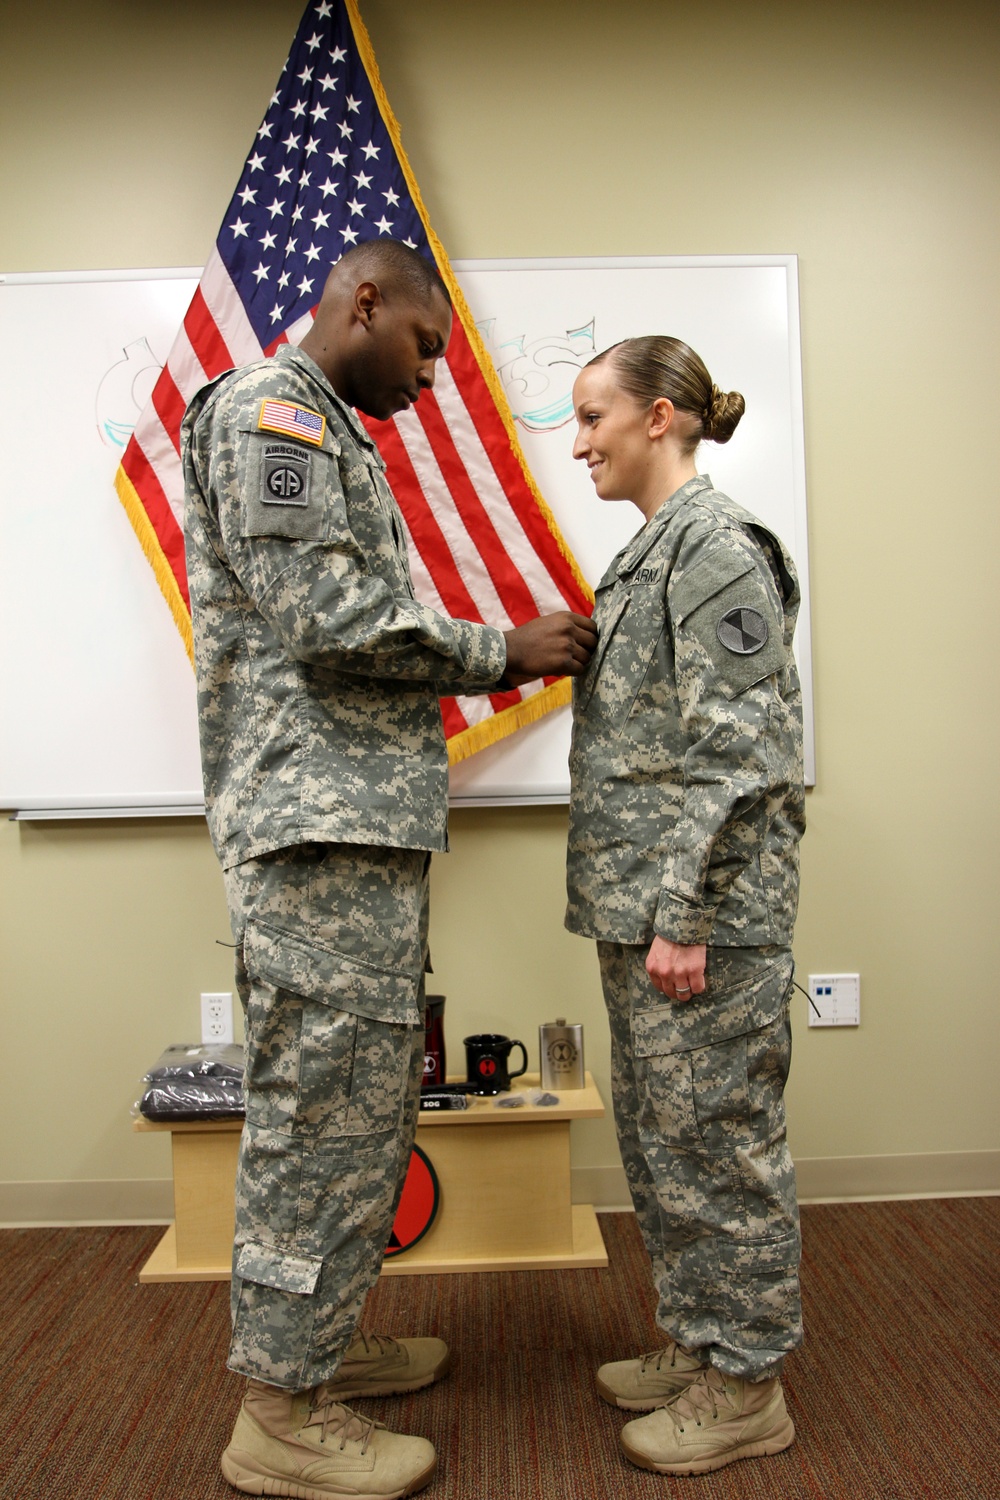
[620,1366,795,1475]
[322,1330,451,1400]
[221,1380,436,1499]
[596,1341,707,1409]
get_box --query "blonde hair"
[592,336,744,453]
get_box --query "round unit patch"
[384,1144,440,1258]
[717,606,769,655]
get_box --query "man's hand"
[503,612,597,686]
[645,936,707,1002]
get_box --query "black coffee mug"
[463,1033,528,1095]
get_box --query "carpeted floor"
[2,1199,998,1499]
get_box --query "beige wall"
[2,0,998,1221]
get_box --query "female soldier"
[566,336,806,1477]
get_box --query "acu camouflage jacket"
[182,344,507,869]
[566,475,805,949]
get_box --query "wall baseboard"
[2,1150,997,1227]
[571,1165,633,1210]
[793,1149,1000,1203]
[0,1178,173,1227]
[571,1151,1000,1212]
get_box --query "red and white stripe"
[119,251,264,605]
[363,317,591,738]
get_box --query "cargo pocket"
[243,918,421,1141]
[235,1240,323,1295]
[230,1240,324,1385]
[715,1231,802,1356]
[634,1032,752,1154]
[635,1047,703,1151]
[631,949,793,1059]
[629,953,795,1242]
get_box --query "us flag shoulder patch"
[258,399,326,447]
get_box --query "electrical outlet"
[200,991,234,1045]
[807,974,860,1027]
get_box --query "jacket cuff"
[461,623,507,686]
[654,893,717,946]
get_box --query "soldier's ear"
[648,397,675,439]
[354,281,381,326]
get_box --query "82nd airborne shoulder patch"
[717,606,769,655]
[261,443,311,508]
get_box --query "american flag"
[258,400,327,446]
[115,0,591,764]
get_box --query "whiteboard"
[0,257,812,816]
[0,268,204,815]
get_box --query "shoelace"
[639,1344,683,1374]
[351,1330,402,1359]
[307,1394,382,1455]
[663,1369,732,1433]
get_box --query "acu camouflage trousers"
[598,942,802,1381]
[223,843,429,1390]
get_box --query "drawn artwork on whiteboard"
[95,337,165,450]
[0,256,812,815]
[479,316,595,434]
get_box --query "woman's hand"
[645,936,707,1002]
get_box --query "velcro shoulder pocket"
[682,574,789,700]
[670,548,754,625]
[244,919,422,1026]
[238,428,342,541]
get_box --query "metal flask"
[538,1018,585,1091]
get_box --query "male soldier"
[182,238,596,1500]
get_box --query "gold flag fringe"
[114,464,195,666]
[346,0,593,610]
[446,678,572,767]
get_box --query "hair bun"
[704,385,745,444]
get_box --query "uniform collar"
[274,344,384,459]
[614,474,713,576]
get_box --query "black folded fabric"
[139,1043,246,1121]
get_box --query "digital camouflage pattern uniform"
[566,475,806,1381]
[182,344,507,1389]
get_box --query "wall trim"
[793,1149,1000,1203]
[0,1178,173,1227]
[2,1151,998,1227]
[571,1165,632,1210]
[571,1151,1000,1212]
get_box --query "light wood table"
[133,1072,607,1283]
